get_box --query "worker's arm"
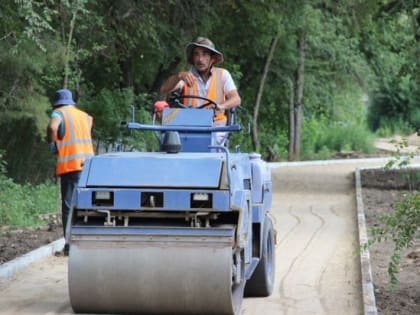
[219,89,241,111]
[47,116,61,142]
[160,71,195,95]
[47,115,62,154]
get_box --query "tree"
[252,34,280,153]
[289,31,305,160]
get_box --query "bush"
[368,76,420,133]
[364,147,420,287]
[0,150,58,227]
[301,117,375,160]
[368,191,420,287]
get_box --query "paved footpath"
[1,157,419,315]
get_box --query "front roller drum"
[68,227,244,315]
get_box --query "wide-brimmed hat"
[53,89,76,106]
[185,37,224,65]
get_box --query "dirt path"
[375,132,420,154]
[243,164,364,315]
[1,158,419,315]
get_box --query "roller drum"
[68,227,244,315]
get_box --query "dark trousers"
[60,171,81,239]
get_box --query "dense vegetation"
[0,150,58,226]
[0,0,419,185]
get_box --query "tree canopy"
[1,0,418,183]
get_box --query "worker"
[47,89,94,256]
[159,36,241,146]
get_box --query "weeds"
[0,150,58,227]
[365,138,420,287]
[367,192,420,287]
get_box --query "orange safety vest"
[54,106,94,175]
[182,67,226,122]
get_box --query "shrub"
[0,150,58,227]
[301,117,375,160]
[368,191,420,287]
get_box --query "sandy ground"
[242,164,365,315]
[375,133,420,154]
[1,157,419,315]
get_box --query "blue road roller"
[66,96,276,315]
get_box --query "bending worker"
[160,36,241,146]
[47,89,94,256]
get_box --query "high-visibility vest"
[182,67,226,122]
[54,106,94,175]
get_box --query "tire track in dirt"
[242,164,366,315]
[276,206,300,246]
[313,206,342,315]
[278,206,326,315]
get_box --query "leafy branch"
[365,137,420,287]
[366,191,419,287]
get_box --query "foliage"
[83,88,134,147]
[367,190,420,287]
[0,0,418,181]
[0,112,57,184]
[301,116,375,160]
[368,77,420,133]
[384,138,419,170]
[0,150,58,227]
[82,88,160,153]
[365,142,420,287]
[362,2,420,133]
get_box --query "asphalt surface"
[1,156,419,315]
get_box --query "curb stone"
[355,162,420,315]
[0,238,64,280]
[355,168,378,315]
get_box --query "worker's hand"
[215,103,224,110]
[202,103,220,110]
[177,72,196,87]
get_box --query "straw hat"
[185,37,224,65]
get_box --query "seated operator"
[159,36,241,146]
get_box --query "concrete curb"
[355,168,378,315]
[355,162,420,315]
[0,237,64,280]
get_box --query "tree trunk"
[252,34,279,152]
[63,0,79,89]
[287,78,295,161]
[292,33,305,160]
[119,56,134,88]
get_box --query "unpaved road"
[244,163,364,315]
[1,158,419,315]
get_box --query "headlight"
[191,192,212,208]
[192,193,209,201]
[93,191,113,206]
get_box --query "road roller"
[66,96,276,315]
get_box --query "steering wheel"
[171,94,220,110]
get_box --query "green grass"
[0,175,58,227]
[301,118,375,160]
